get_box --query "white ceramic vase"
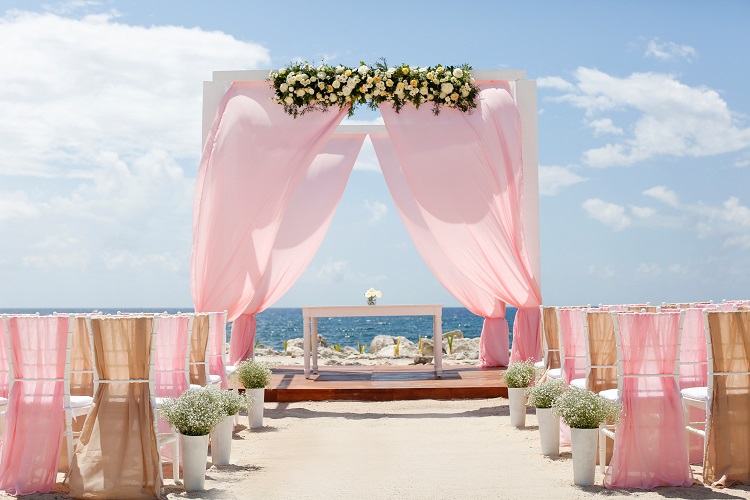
[180,433,209,492]
[536,407,560,456]
[248,387,265,429]
[570,427,599,486]
[209,415,234,465]
[507,387,527,428]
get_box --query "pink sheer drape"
[605,312,692,489]
[372,133,508,365]
[0,316,68,495]
[226,135,364,363]
[372,82,541,365]
[0,322,8,398]
[191,80,358,363]
[154,316,189,398]
[558,309,586,384]
[207,312,228,388]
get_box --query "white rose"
[427,94,434,101]
[358,65,369,75]
[295,88,305,97]
[336,66,344,74]
[332,80,341,89]
[307,88,314,94]
[469,77,475,84]
[279,68,287,75]
[347,77,357,87]
[318,82,325,90]
[461,89,469,97]
[419,87,428,95]
[330,94,338,102]
[279,83,289,92]
[310,76,317,82]
[441,82,454,94]
[286,75,295,85]
[284,96,293,104]
[296,74,305,82]
[342,87,352,96]
[453,68,464,78]
[439,92,446,99]
[317,72,326,79]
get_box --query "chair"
[0,314,92,494]
[700,310,750,487]
[600,310,692,489]
[581,310,618,394]
[68,315,164,498]
[0,318,9,435]
[189,313,222,389]
[557,307,587,386]
[536,306,561,376]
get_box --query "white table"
[302,304,443,379]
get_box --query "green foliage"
[333,344,342,352]
[268,60,479,118]
[394,338,401,356]
[161,387,225,436]
[357,342,367,354]
[503,360,536,388]
[447,331,456,354]
[236,359,272,389]
[526,379,566,409]
[282,340,288,352]
[418,335,423,355]
[552,389,622,429]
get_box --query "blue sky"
[0,1,748,308]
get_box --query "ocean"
[0,306,517,351]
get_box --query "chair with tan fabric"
[68,315,164,498]
[189,313,222,389]
[699,310,750,487]
[536,306,561,376]
[581,310,618,394]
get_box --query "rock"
[376,346,396,357]
[286,334,329,350]
[342,346,358,356]
[412,355,433,365]
[444,329,464,339]
[287,346,304,358]
[370,335,395,354]
[324,359,341,366]
[343,360,363,366]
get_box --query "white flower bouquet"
[526,379,566,409]
[364,287,382,305]
[551,389,621,429]
[217,389,247,417]
[268,59,479,118]
[161,387,226,436]
[236,359,272,389]
[503,360,537,388]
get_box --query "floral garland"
[268,60,479,117]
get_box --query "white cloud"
[22,251,90,270]
[101,250,181,272]
[314,259,352,284]
[364,200,388,226]
[587,118,623,136]
[537,76,575,92]
[538,165,587,196]
[735,158,750,168]
[643,186,680,208]
[551,68,750,167]
[587,265,615,279]
[0,191,41,222]
[644,38,698,62]
[637,263,662,275]
[630,205,656,218]
[582,198,631,230]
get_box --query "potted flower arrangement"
[552,389,621,486]
[502,360,536,428]
[161,387,225,491]
[526,379,566,456]
[364,287,382,305]
[209,389,247,465]
[236,359,272,429]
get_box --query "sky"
[0,0,748,309]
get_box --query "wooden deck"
[264,364,507,402]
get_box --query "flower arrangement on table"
[268,59,479,118]
[364,287,382,306]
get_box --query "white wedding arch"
[194,69,542,367]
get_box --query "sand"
[16,397,750,500]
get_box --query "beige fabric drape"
[190,315,209,386]
[70,317,94,397]
[68,317,161,499]
[627,306,658,312]
[586,312,617,394]
[542,307,560,370]
[704,311,750,487]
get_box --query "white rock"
[370,335,395,354]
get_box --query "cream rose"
[453,68,464,78]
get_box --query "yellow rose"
[410,79,418,87]
[401,67,409,75]
[373,76,381,83]
[344,69,352,76]
[451,92,459,101]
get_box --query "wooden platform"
[264,364,507,402]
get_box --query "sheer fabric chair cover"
[703,311,750,487]
[207,312,228,388]
[68,317,161,499]
[604,312,692,489]
[679,308,709,463]
[70,317,94,397]
[541,307,560,370]
[558,309,586,384]
[190,314,210,386]
[585,312,617,393]
[0,320,8,398]
[0,316,68,495]
[154,315,189,398]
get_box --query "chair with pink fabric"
[0,319,9,434]
[0,314,92,495]
[556,308,587,387]
[601,310,692,489]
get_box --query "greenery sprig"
[268,60,479,118]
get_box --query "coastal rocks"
[445,337,480,357]
[370,335,415,356]
[370,335,395,354]
[444,329,464,339]
[412,355,433,365]
[286,335,329,350]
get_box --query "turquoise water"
[0,306,517,351]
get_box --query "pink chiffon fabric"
[153,316,190,398]
[191,81,352,362]
[0,316,69,495]
[371,133,509,366]
[558,309,586,384]
[226,135,364,363]
[604,312,692,489]
[207,312,228,388]
[373,82,542,364]
[0,323,8,398]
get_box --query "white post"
[311,317,319,374]
[434,307,443,377]
[303,313,311,379]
